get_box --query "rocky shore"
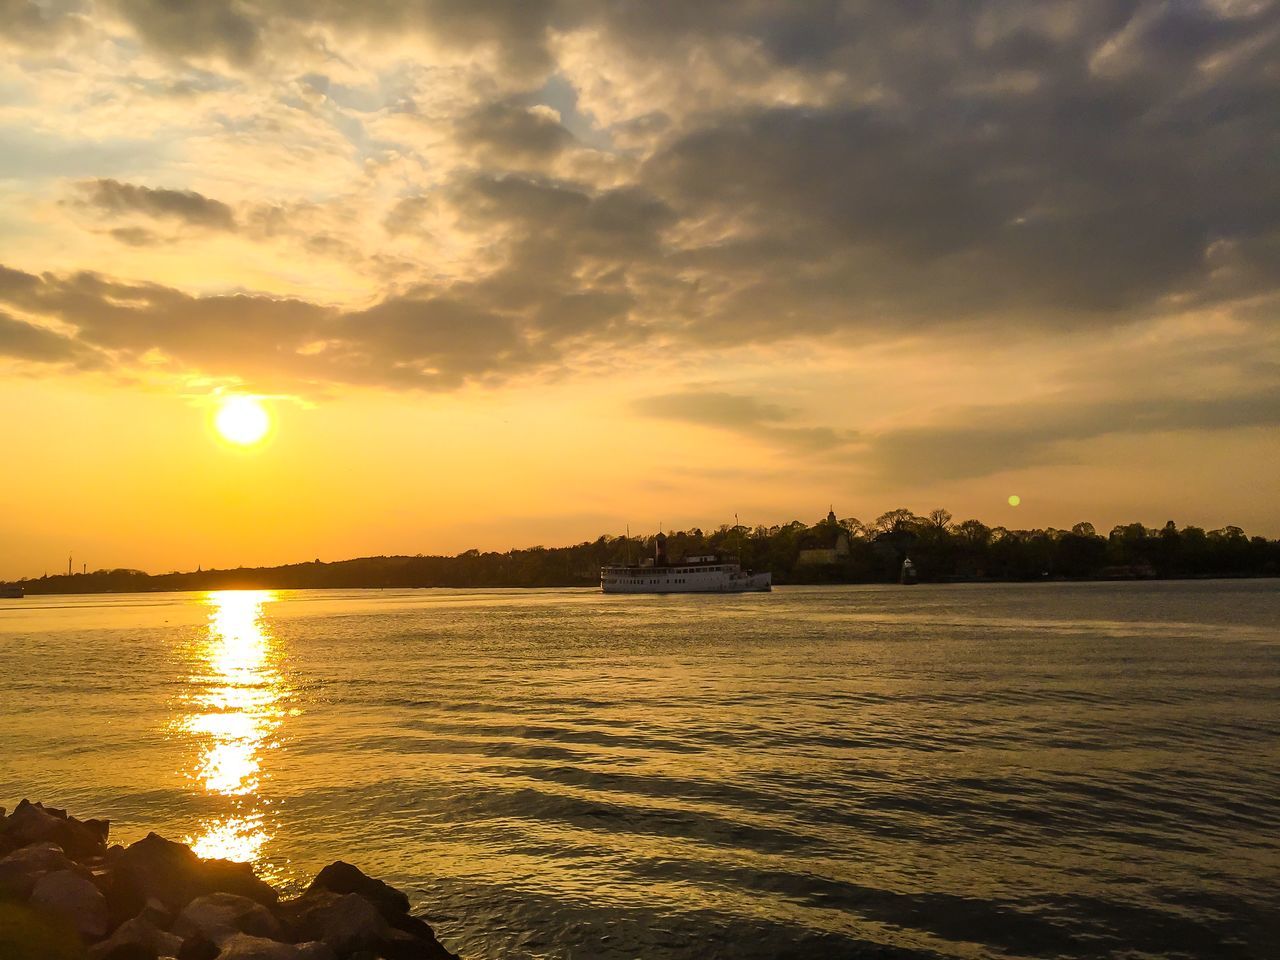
[0,801,459,960]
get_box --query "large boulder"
[1,800,108,860]
[299,862,458,959]
[175,933,220,960]
[172,892,284,945]
[277,889,387,954]
[0,841,81,900]
[108,833,277,915]
[88,912,183,960]
[388,912,442,943]
[29,868,111,940]
[215,933,337,960]
[305,861,409,921]
[289,870,455,960]
[380,926,462,960]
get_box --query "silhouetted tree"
[6,512,1277,594]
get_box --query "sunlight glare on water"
[181,590,289,870]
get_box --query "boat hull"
[601,571,772,594]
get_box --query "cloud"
[635,389,857,452]
[0,0,84,47]
[109,0,259,66]
[868,388,1280,481]
[108,226,160,247]
[643,67,1279,338]
[0,0,1276,423]
[0,310,94,366]
[0,262,622,392]
[456,100,576,166]
[104,0,558,77]
[78,179,237,231]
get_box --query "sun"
[1008,494,1021,507]
[215,397,270,445]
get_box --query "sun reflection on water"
[181,590,289,873]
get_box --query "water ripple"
[2,580,1278,959]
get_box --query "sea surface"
[1,582,1278,959]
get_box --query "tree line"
[7,510,1278,594]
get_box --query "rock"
[380,926,461,960]
[95,861,148,929]
[296,865,457,959]
[141,897,175,926]
[3,806,461,960]
[176,933,220,960]
[172,892,284,945]
[88,913,184,960]
[110,833,277,914]
[97,946,157,960]
[305,862,409,921]
[29,868,111,940]
[216,933,337,960]
[1,800,108,860]
[0,841,73,874]
[0,841,81,899]
[389,913,439,942]
[278,889,387,954]
[1,800,60,848]
[334,898,391,950]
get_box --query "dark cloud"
[0,0,83,46]
[644,48,1279,337]
[80,180,237,231]
[0,310,93,366]
[1,167,686,391]
[457,100,575,165]
[636,390,856,452]
[450,174,676,264]
[641,391,792,428]
[560,0,1277,344]
[331,294,538,389]
[76,0,1280,346]
[9,1,1280,419]
[869,389,1280,481]
[109,226,160,247]
[436,174,676,339]
[110,0,259,65]
[106,0,556,75]
[0,262,618,391]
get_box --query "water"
[1,582,1278,959]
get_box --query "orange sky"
[2,2,1278,579]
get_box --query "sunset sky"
[2,1,1278,579]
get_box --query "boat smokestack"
[655,531,668,566]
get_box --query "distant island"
[5,510,1279,595]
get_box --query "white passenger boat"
[601,533,771,594]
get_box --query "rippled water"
[1,582,1278,959]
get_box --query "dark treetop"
[7,511,1279,594]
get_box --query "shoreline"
[0,800,459,960]
[3,572,1278,599]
